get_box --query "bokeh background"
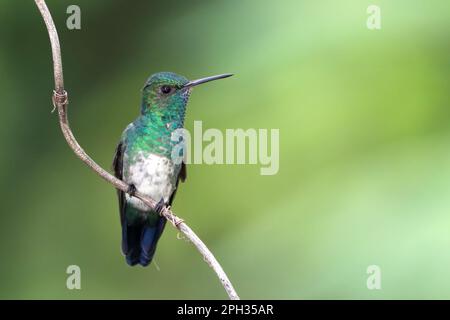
[0,0,449,299]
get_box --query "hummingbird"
[113,72,233,266]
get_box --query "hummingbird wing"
[168,162,186,205]
[112,141,126,224]
[180,161,187,182]
[113,140,140,264]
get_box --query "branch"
[34,0,239,300]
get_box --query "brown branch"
[34,0,239,300]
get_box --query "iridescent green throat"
[124,92,189,159]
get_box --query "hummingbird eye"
[160,85,173,95]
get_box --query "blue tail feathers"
[122,214,166,267]
[140,226,158,266]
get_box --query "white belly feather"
[124,152,177,211]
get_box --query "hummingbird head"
[141,72,233,126]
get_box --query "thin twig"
[34,0,239,300]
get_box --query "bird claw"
[127,184,137,196]
[154,198,166,216]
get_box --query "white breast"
[124,152,177,211]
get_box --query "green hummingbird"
[113,72,232,266]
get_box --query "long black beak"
[183,73,233,89]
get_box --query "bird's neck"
[130,111,184,158]
[140,111,184,132]
[140,98,186,130]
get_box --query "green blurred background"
[0,0,449,299]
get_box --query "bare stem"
[34,0,239,300]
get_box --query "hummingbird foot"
[154,198,167,216]
[127,184,137,196]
